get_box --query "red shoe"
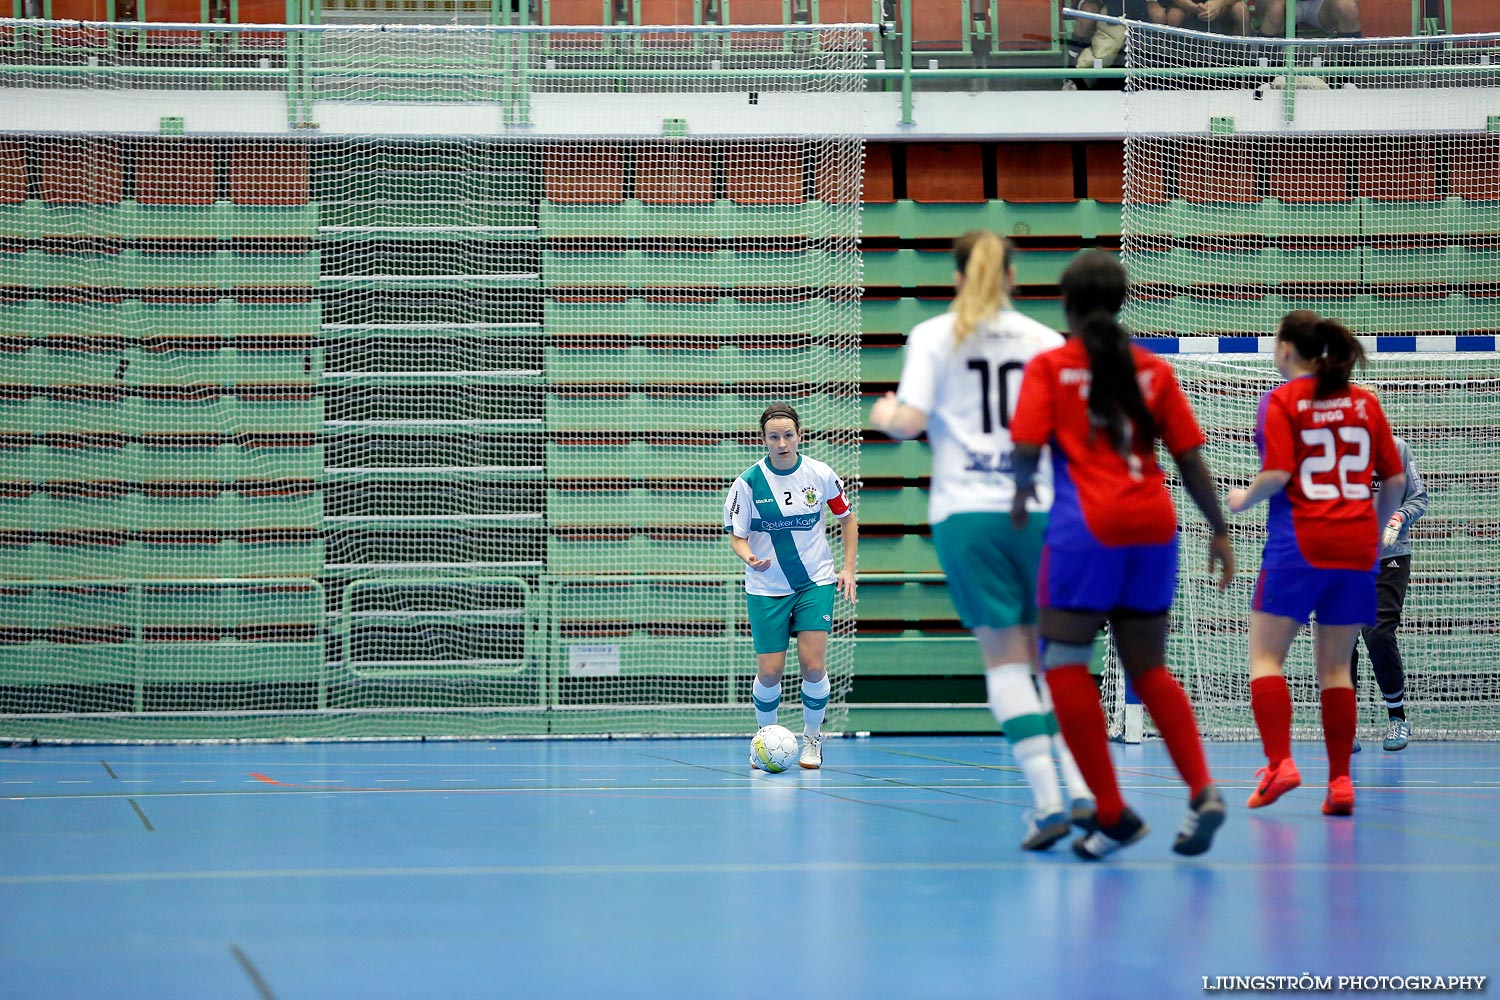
[1246,759,1302,809]
[1322,775,1356,816]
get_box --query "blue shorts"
[1252,566,1376,626]
[1038,535,1178,616]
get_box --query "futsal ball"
[750,724,799,773]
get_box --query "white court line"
[651,778,689,782]
[57,780,91,784]
[441,779,477,783]
[180,780,215,784]
[306,780,343,784]
[118,780,151,784]
[4,859,1499,887]
[4,783,1497,804]
[374,779,410,784]
[2,781,32,784]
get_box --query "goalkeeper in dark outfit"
[1351,435,1428,752]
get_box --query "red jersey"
[1255,375,1402,571]
[1010,340,1205,548]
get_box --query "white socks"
[752,677,780,727]
[801,674,831,736]
[987,663,1064,816]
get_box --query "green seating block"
[861,345,903,382]
[856,486,930,527]
[0,201,318,240]
[0,492,320,532]
[544,296,848,339]
[545,344,834,384]
[546,439,766,480]
[546,392,748,433]
[548,487,719,529]
[855,579,954,620]
[0,538,322,580]
[863,297,949,334]
[1365,246,1469,285]
[852,633,977,675]
[861,200,1120,240]
[861,439,932,479]
[542,249,840,290]
[546,534,724,575]
[0,249,319,290]
[0,642,324,685]
[0,440,322,482]
[860,534,939,573]
[541,200,847,240]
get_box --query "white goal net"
[1110,15,1500,739]
[0,20,869,741]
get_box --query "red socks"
[1321,686,1357,781]
[1045,664,1124,827]
[1251,675,1293,766]
[1133,666,1212,798]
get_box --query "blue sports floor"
[2,737,1497,1000]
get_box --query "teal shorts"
[931,511,1048,630]
[746,584,836,655]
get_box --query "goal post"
[0,20,870,741]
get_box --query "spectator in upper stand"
[1258,0,1362,37]
[1174,0,1251,33]
[1066,0,1248,88]
[1147,1,1193,27]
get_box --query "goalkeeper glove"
[1382,512,1404,551]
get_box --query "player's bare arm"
[1173,447,1235,592]
[729,532,772,572]
[1227,469,1293,513]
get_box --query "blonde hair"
[950,230,1013,346]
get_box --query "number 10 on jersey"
[967,359,1025,433]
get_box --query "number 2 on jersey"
[966,360,1025,433]
[1299,426,1371,500]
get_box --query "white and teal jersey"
[723,455,850,597]
[896,309,1064,525]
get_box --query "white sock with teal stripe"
[987,664,1064,817]
[801,674,831,736]
[752,677,781,727]
[1036,676,1093,804]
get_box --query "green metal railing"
[0,5,1489,129]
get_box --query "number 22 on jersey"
[1299,426,1371,501]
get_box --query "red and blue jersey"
[1010,340,1205,549]
[1255,375,1402,571]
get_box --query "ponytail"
[1060,251,1155,456]
[950,230,1013,347]
[1277,310,1366,396]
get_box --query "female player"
[1228,311,1405,816]
[1009,251,1235,860]
[870,230,1095,851]
[1350,434,1427,752]
[724,402,857,770]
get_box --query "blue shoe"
[1383,717,1411,752]
[1351,738,1362,754]
[1021,810,1071,851]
